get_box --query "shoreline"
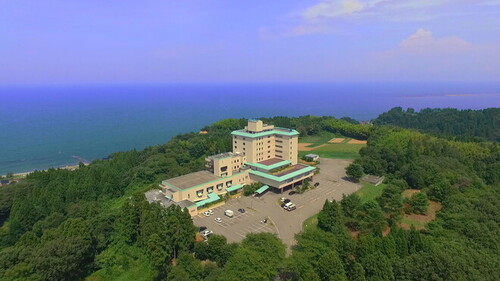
[1,163,88,179]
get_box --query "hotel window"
[226,180,233,187]
[207,186,214,193]
[196,190,204,198]
[216,183,224,191]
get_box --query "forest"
[374,107,500,142]
[0,112,498,281]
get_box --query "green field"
[299,132,339,144]
[355,183,385,203]
[299,142,366,159]
[299,133,366,159]
[400,217,427,229]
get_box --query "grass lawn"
[302,213,319,231]
[299,143,366,159]
[355,183,385,203]
[400,217,427,229]
[299,133,339,145]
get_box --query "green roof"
[245,160,291,170]
[255,185,270,194]
[195,192,221,207]
[231,128,299,138]
[226,184,244,192]
[249,166,316,182]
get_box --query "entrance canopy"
[195,192,221,207]
[254,185,270,194]
[226,184,244,192]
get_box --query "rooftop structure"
[162,171,220,191]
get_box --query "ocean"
[1,82,499,175]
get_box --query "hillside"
[374,107,500,142]
[0,112,498,281]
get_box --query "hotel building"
[148,119,316,216]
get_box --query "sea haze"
[1,82,499,175]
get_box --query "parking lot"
[193,158,361,248]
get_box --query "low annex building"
[147,119,316,216]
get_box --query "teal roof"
[195,192,221,207]
[231,128,299,138]
[245,160,291,170]
[255,185,270,194]
[226,184,244,192]
[249,166,316,182]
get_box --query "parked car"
[215,217,222,223]
[201,230,213,237]
[287,204,297,211]
[224,210,234,217]
[199,226,207,232]
[283,199,291,204]
[280,197,286,202]
[207,209,214,215]
[314,182,320,187]
[238,208,246,213]
[288,191,296,195]
[203,211,211,217]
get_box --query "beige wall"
[275,135,298,164]
[233,135,278,163]
[174,171,251,202]
[210,154,245,177]
[246,120,274,132]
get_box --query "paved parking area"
[193,158,361,248]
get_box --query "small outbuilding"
[304,154,320,162]
[362,175,385,186]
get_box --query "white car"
[203,211,211,217]
[215,217,222,223]
[280,197,286,202]
[202,230,213,236]
[207,209,214,215]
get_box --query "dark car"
[288,191,296,195]
[199,226,207,232]
[314,182,320,187]
[238,208,246,213]
[283,199,291,204]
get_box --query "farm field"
[298,134,367,159]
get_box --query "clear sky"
[1,0,499,84]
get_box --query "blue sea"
[0,83,499,175]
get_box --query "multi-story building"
[231,119,299,164]
[149,119,315,216]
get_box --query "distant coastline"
[1,163,89,179]
[1,83,499,175]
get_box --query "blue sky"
[1,0,499,84]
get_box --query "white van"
[224,210,234,218]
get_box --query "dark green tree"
[316,250,347,281]
[408,192,429,215]
[346,163,364,182]
[318,200,346,235]
[349,263,366,281]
